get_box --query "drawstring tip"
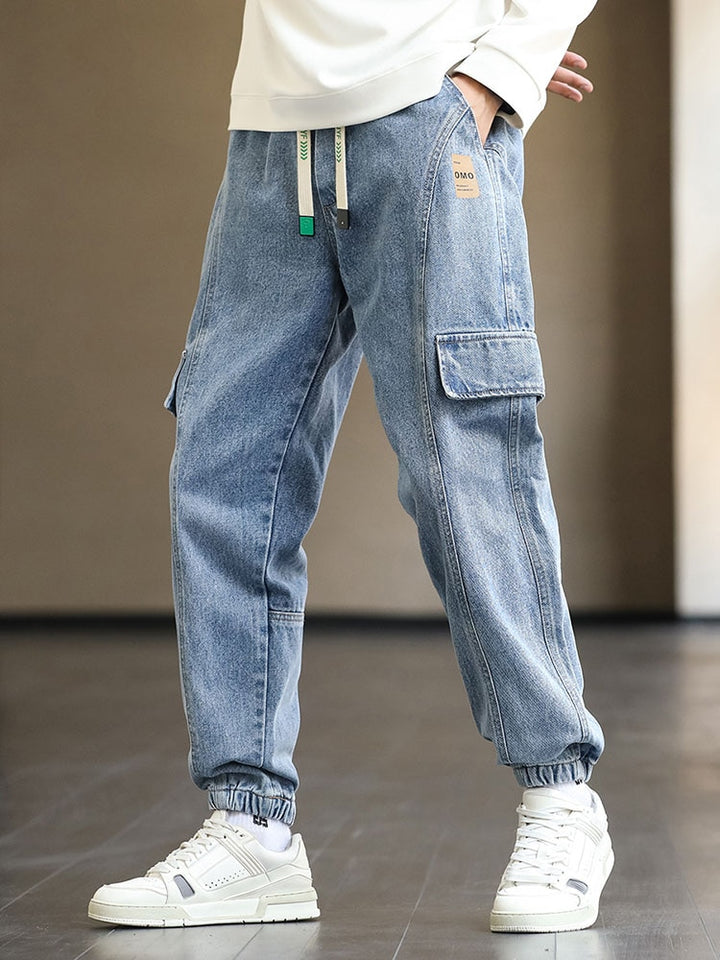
[336,209,350,230]
[299,215,315,237]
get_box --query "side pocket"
[444,74,505,150]
[163,349,188,417]
[435,330,545,400]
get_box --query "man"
[89,0,613,934]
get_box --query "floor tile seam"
[302,810,354,864]
[225,918,265,957]
[656,796,720,940]
[0,754,162,847]
[603,807,719,955]
[389,822,450,960]
[69,927,117,960]
[0,786,179,913]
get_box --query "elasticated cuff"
[512,757,595,788]
[208,787,296,826]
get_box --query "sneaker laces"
[503,805,576,887]
[147,817,231,875]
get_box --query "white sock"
[528,780,593,806]
[223,810,292,851]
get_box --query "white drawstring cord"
[296,127,349,235]
[334,126,349,229]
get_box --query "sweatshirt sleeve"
[448,1,597,133]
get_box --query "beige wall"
[2,1,675,615]
[672,0,720,615]
[526,2,674,612]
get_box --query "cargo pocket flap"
[435,331,545,399]
[163,349,188,416]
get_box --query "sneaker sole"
[490,843,614,934]
[88,890,320,927]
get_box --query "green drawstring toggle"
[297,130,315,236]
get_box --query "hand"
[448,73,503,145]
[548,51,594,102]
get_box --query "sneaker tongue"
[209,810,229,823]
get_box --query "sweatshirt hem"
[229,45,473,131]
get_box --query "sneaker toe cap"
[91,876,168,907]
[493,884,581,915]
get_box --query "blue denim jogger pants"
[164,77,604,825]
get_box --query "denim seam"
[482,149,515,330]
[268,609,305,621]
[506,396,589,744]
[436,331,536,343]
[321,203,341,255]
[418,103,510,762]
[441,389,542,399]
[257,132,324,769]
[259,296,342,767]
[513,755,582,769]
[169,451,195,774]
[170,180,228,771]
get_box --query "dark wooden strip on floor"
[1,623,719,959]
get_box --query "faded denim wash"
[164,77,605,825]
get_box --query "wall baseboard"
[1,609,717,633]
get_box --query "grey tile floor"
[1,621,719,959]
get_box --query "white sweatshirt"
[229,0,596,135]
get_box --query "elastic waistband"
[296,127,349,236]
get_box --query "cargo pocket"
[163,348,188,417]
[435,331,545,400]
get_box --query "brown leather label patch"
[452,153,479,198]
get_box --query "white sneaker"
[88,811,320,927]
[490,787,614,933]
